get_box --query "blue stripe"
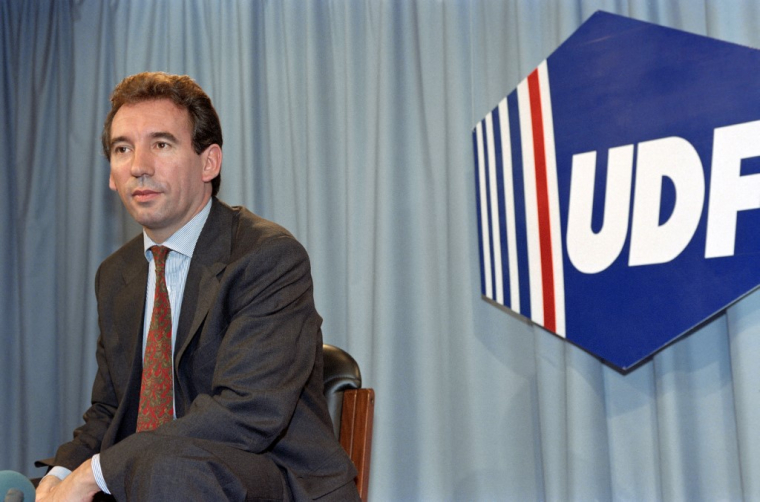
[508,91,531,319]
[482,118,497,299]
[472,130,486,296]
[491,107,510,308]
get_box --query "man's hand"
[36,459,100,502]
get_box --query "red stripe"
[527,70,556,332]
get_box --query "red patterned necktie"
[136,245,173,431]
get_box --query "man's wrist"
[68,458,101,499]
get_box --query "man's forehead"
[111,98,192,138]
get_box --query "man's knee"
[118,435,286,501]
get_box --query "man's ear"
[201,144,222,183]
[108,171,117,192]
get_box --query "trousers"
[101,434,289,501]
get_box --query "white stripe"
[486,113,504,305]
[538,61,566,337]
[517,78,544,326]
[498,98,520,313]
[476,122,493,299]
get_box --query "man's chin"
[128,210,163,231]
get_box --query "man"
[35,72,359,501]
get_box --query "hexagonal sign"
[473,11,760,371]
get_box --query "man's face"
[108,99,220,243]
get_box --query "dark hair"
[102,72,223,196]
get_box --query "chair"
[322,344,375,502]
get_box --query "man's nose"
[130,147,154,178]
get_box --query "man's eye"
[113,146,129,155]
[156,142,169,149]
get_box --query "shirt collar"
[143,199,213,260]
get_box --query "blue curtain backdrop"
[2,0,760,500]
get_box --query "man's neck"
[144,195,213,244]
[143,198,214,255]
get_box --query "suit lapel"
[103,238,148,446]
[175,199,235,365]
[114,239,149,378]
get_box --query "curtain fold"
[2,0,759,500]
[1,0,76,472]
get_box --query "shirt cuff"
[91,454,111,494]
[46,466,72,481]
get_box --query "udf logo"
[473,11,760,370]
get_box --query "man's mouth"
[132,189,160,202]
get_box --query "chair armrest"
[340,388,374,502]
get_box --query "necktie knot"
[150,246,170,274]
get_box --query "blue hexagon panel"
[473,11,760,371]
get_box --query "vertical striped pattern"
[473,60,565,337]
[486,112,505,305]
[497,99,520,312]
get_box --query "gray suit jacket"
[51,198,357,499]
